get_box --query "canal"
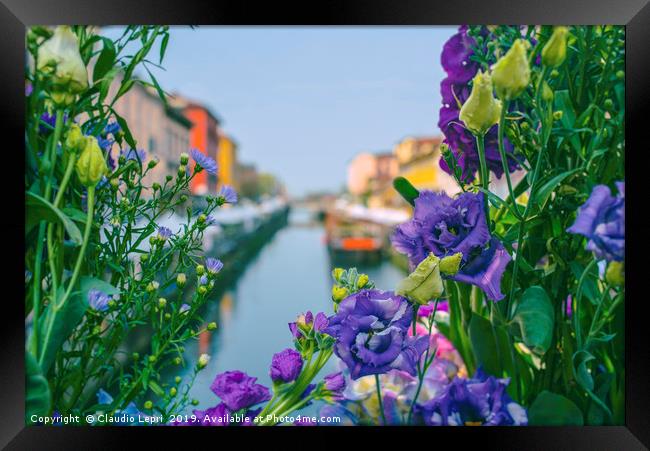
[179,207,406,414]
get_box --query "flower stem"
[497,101,522,219]
[475,134,491,229]
[374,374,387,425]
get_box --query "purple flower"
[97,136,113,152]
[288,311,328,338]
[313,312,328,332]
[567,182,624,262]
[416,369,527,426]
[205,257,224,275]
[270,348,303,383]
[199,275,208,286]
[209,370,272,411]
[179,303,190,314]
[323,372,346,399]
[88,288,111,311]
[104,121,121,135]
[192,403,230,426]
[392,190,511,301]
[218,185,238,204]
[324,289,428,379]
[120,147,146,163]
[156,226,173,241]
[438,26,519,182]
[190,148,218,175]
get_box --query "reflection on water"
[181,208,405,413]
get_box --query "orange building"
[171,95,221,195]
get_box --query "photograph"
[23,24,626,428]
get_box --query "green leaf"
[93,38,117,83]
[26,352,51,423]
[511,286,554,354]
[25,192,83,245]
[468,313,502,377]
[534,168,581,208]
[528,391,584,425]
[38,288,89,373]
[573,350,595,391]
[393,176,419,206]
[112,109,137,149]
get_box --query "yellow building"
[217,133,238,189]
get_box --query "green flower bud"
[542,26,569,67]
[396,253,444,305]
[144,401,153,410]
[198,214,207,224]
[541,82,554,103]
[174,357,182,365]
[459,71,502,136]
[164,313,171,320]
[520,121,530,131]
[64,124,85,153]
[146,281,159,293]
[148,158,159,169]
[191,399,199,406]
[603,99,614,111]
[553,110,563,121]
[550,69,560,79]
[605,261,624,286]
[152,182,161,191]
[197,353,210,369]
[148,355,156,363]
[198,286,208,296]
[356,273,369,289]
[132,352,139,361]
[75,136,108,187]
[196,265,205,276]
[169,387,177,397]
[175,376,182,384]
[491,39,531,101]
[140,254,149,263]
[176,273,187,287]
[179,194,188,203]
[439,252,463,275]
[616,70,625,80]
[37,26,88,95]
[158,298,167,308]
[331,285,349,302]
[332,267,345,282]
[180,152,189,165]
[207,322,217,331]
[166,174,173,182]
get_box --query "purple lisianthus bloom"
[313,312,328,332]
[88,288,111,311]
[218,185,238,204]
[323,372,346,399]
[210,370,272,411]
[205,257,224,275]
[324,289,428,379]
[438,25,519,182]
[190,148,218,175]
[192,402,230,426]
[392,191,511,301]
[270,348,303,383]
[567,182,624,262]
[416,369,527,426]
[288,311,328,338]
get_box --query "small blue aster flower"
[179,304,191,314]
[120,148,147,163]
[104,121,121,135]
[97,136,113,152]
[190,148,218,175]
[199,275,208,286]
[157,226,173,241]
[218,185,238,204]
[205,258,224,276]
[97,388,113,405]
[88,289,111,311]
[204,214,216,225]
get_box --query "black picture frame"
[3,0,648,448]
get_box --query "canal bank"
[178,207,407,414]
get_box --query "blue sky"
[104,27,456,195]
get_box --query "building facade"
[110,79,192,189]
[216,132,238,190]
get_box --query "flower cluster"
[324,289,429,379]
[392,190,511,301]
[438,26,519,182]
